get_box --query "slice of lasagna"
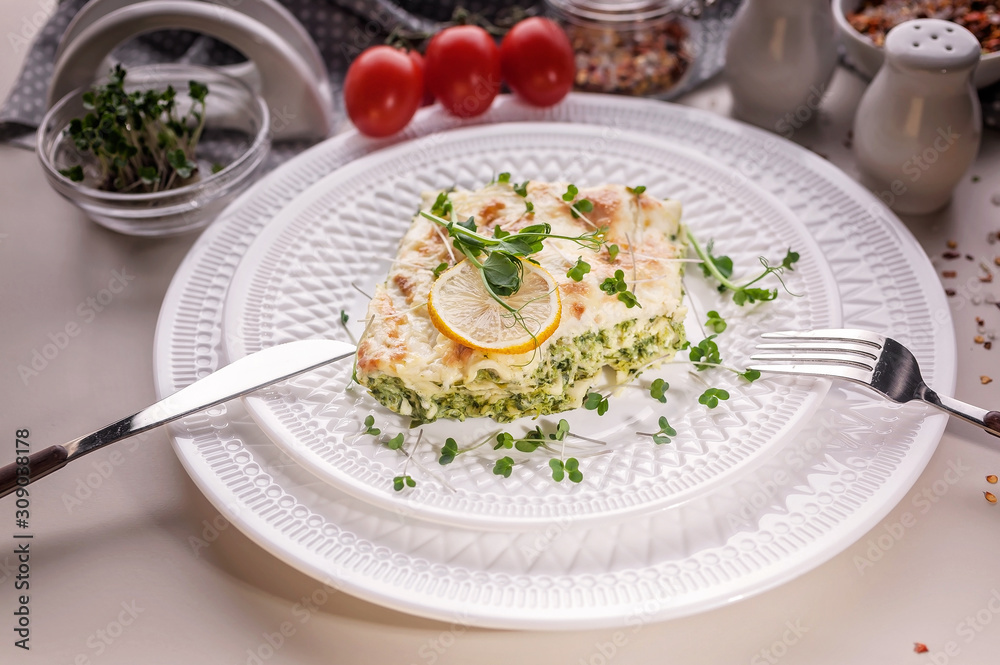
[356,181,687,424]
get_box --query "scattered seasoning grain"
[987,475,998,484]
[995,256,1000,266]
[966,254,975,261]
[977,317,985,326]
[975,335,985,344]
[981,375,993,384]
[973,175,981,183]
[987,341,994,350]
[942,251,961,259]
[914,643,929,654]
[985,491,997,504]
[946,288,957,296]
[947,239,958,249]
[943,270,957,278]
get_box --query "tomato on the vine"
[344,45,424,137]
[424,25,501,118]
[406,49,435,107]
[500,17,575,108]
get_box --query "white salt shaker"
[724,0,837,132]
[853,19,982,215]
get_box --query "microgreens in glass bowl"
[37,64,270,236]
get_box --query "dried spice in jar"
[848,0,1000,53]
[545,0,694,98]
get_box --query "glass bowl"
[37,64,271,237]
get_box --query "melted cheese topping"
[357,182,686,406]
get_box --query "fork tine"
[745,362,874,383]
[750,351,877,371]
[754,340,880,361]
[760,328,885,348]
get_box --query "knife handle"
[0,339,355,499]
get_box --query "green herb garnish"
[698,388,730,408]
[493,456,515,478]
[58,64,210,193]
[393,475,416,491]
[705,310,726,333]
[638,416,677,444]
[688,232,800,305]
[650,378,669,403]
[688,335,721,370]
[549,457,583,483]
[362,415,381,436]
[567,257,591,282]
[584,392,609,415]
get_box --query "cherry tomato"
[344,46,423,137]
[500,18,575,108]
[425,25,501,118]
[407,49,435,107]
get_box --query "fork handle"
[924,391,1000,438]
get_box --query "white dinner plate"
[221,122,842,530]
[154,94,953,629]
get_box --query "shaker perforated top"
[885,18,981,72]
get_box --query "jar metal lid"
[546,0,687,24]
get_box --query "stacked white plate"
[153,94,954,629]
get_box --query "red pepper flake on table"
[914,642,929,654]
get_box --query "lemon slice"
[428,258,561,354]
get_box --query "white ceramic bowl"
[833,0,1000,87]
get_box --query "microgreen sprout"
[386,433,404,450]
[607,244,620,262]
[493,456,515,478]
[626,185,646,196]
[59,64,211,193]
[705,310,726,333]
[432,262,449,278]
[549,457,583,483]
[513,180,529,197]
[393,475,416,491]
[583,392,609,415]
[650,378,669,403]
[600,270,642,308]
[561,184,594,219]
[698,387,730,408]
[438,437,459,465]
[340,310,350,325]
[567,257,591,282]
[688,334,721,370]
[362,415,381,436]
[740,368,761,382]
[687,232,801,306]
[637,416,677,444]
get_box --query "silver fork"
[748,328,1000,438]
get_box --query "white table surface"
[3,2,1000,663]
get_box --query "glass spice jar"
[544,0,697,98]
